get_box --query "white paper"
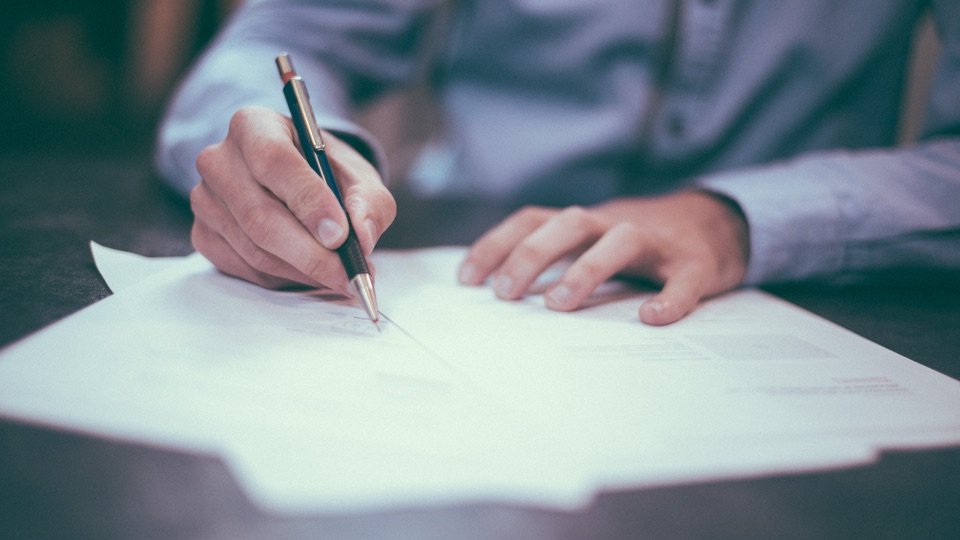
[91,243,201,293]
[0,243,957,514]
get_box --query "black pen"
[275,53,379,327]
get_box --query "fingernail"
[493,275,514,297]
[640,300,668,324]
[458,262,477,284]
[643,300,665,315]
[547,284,571,307]
[317,219,344,249]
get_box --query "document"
[0,243,957,513]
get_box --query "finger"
[638,264,712,325]
[192,218,301,290]
[324,132,396,256]
[199,140,350,290]
[490,206,603,300]
[191,180,329,289]
[458,206,554,286]
[545,223,646,311]
[228,108,351,250]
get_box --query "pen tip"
[351,273,380,328]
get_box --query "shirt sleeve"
[154,0,440,196]
[698,2,960,285]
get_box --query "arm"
[156,0,441,195]
[462,137,960,326]
[699,141,960,285]
[700,0,960,285]
[155,0,439,291]
[461,1,960,325]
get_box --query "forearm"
[154,0,436,195]
[699,139,960,285]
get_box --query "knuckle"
[514,205,550,227]
[247,139,293,183]
[609,222,647,246]
[228,106,261,134]
[512,238,548,264]
[287,182,328,216]
[342,191,366,216]
[238,203,282,247]
[558,205,591,228]
[611,221,642,237]
[194,145,223,179]
[572,257,606,282]
[245,247,280,275]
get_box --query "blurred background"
[0,0,240,157]
[0,1,941,167]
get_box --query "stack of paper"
[0,243,957,513]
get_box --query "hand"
[190,106,396,291]
[457,190,749,325]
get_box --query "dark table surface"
[1,154,958,539]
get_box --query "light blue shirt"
[156,0,960,285]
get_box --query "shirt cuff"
[154,43,389,196]
[696,157,854,285]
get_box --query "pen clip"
[276,53,326,152]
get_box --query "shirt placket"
[653,0,732,156]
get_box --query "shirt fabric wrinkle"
[156,0,960,286]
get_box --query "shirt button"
[667,112,686,137]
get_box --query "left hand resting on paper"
[457,190,750,325]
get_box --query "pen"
[275,53,380,327]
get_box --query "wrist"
[692,189,751,278]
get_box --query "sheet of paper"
[90,242,200,293]
[0,244,957,514]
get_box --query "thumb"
[638,266,712,325]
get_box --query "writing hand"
[190,106,396,291]
[457,190,749,325]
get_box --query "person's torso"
[411,0,926,205]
